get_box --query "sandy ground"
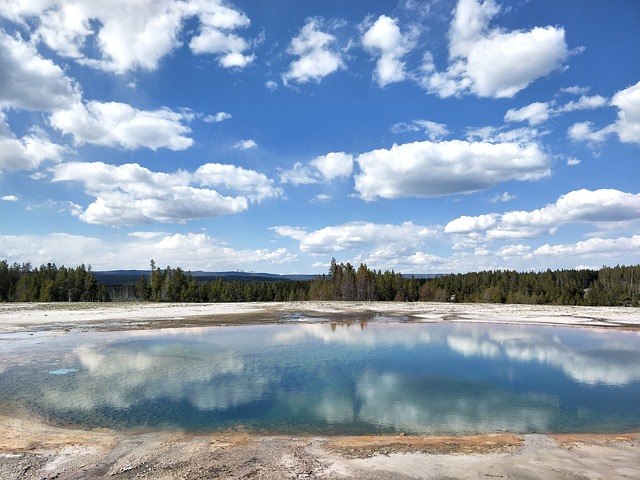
[1,301,640,479]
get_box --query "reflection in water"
[1,322,640,434]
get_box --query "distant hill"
[93,270,319,285]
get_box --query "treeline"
[1,258,638,307]
[420,265,640,306]
[308,259,422,301]
[131,261,310,302]
[0,261,110,302]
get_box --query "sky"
[0,0,639,274]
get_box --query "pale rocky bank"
[1,302,639,479]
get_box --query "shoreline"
[1,302,640,479]
[1,301,639,334]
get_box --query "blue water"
[1,321,640,434]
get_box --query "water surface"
[1,321,640,435]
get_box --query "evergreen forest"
[0,258,638,307]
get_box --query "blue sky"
[0,0,639,274]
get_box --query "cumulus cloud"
[271,221,437,255]
[504,102,550,126]
[354,139,550,201]
[534,235,640,258]
[310,152,353,181]
[278,162,318,186]
[279,152,353,185]
[0,113,65,173]
[282,18,345,85]
[566,157,581,166]
[0,31,79,111]
[609,81,640,144]
[49,101,193,150]
[569,82,640,143]
[420,0,569,98]
[233,139,258,150]
[391,120,450,141]
[568,81,640,145]
[445,189,640,239]
[265,80,278,91]
[445,213,500,234]
[194,163,281,202]
[51,161,280,226]
[361,15,415,87]
[188,1,255,68]
[1,195,18,201]
[203,112,232,123]
[0,232,296,270]
[560,86,590,95]
[505,95,607,126]
[556,94,607,113]
[488,192,516,203]
[2,0,255,74]
[0,233,108,267]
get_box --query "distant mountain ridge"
[93,270,318,284]
[94,270,442,285]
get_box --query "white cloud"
[421,0,569,98]
[568,81,640,145]
[2,0,255,74]
[149,233,296,266]
[0,232,296,270]
[504,102,550,126]
[312,194,331,203]
[556,94,607,113]
[51,161,280,226]
[1,195,18,201]
[445,189,640,239]
[0,30,79,111]
[188,2,254,68]
[560,86,590,95]
[354,139,549,200]
[282,18,345,85]
[0,113,64,173]
[279,152,353,185]
[496,244,532,258]
[203,112,232,123]
[265,80,278,91]
[488,192,516,203]
[445,214,500,234]
[391,120,450,141]
[501,188,640,227]
[49,101,193,151]
[465,125,540,144]
[610,81,640,144]
[534,235,640,258]
[567,121,610,143]
[361,15,414,87]
[233,139,258,150]
[310,152,353,181]
[0,233,108,267]
[272,221,437,255]
[195,163,281,202]
[270,226,307,241]
[278,162,318,186]
[505,95,607,126]
[406,251,446,268]
[566,157,580,166]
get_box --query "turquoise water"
[1,321,640,434]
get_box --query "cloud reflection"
[41,339,273,412]
[443,324,640,386]
[274,323,640,386]
[354,370,555,434]
[9,322,640,433]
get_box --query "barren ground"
[1,301,639,479]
